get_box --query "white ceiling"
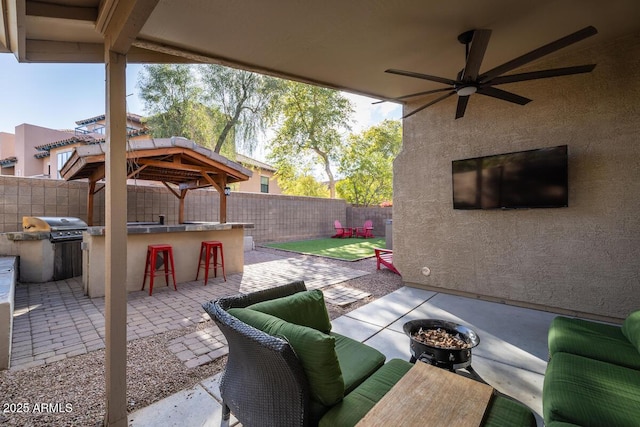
[2,0,639,101]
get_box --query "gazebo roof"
[60,136,252,189]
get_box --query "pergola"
[59,138,252,225]
[2,1,638,426]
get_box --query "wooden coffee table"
[356,361,494,427]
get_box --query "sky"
[0,54,401,161]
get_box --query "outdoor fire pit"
[403,319,480,371]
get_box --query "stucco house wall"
[14,125,71,177]
[395,31,640,321]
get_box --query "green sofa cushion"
[622,310,640,353]
[483,395,536,427]
[543,352,640,427]
[332,332,386,394]
[247,289,332,333]
[548,316,640,370]
[319,359,413,427]
[228,308,344,406]
[546,422,582,427]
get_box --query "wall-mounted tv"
[452,145,568,210]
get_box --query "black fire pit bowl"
[403,319,480,368]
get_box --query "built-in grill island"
[22,216,88,280]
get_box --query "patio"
[9,251,371,371]
[5,247,557,427]
[128,283,553,427]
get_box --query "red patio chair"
[332,220,353,238]
[355,220,374,238]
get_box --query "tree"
[336,119,402,206]
[274,162,330,197]
[200,64,283,154]
[138,64,282,155]
[138,64,214,146]
[268,82,353,198]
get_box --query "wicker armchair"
[202,281,312,427]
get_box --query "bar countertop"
[85,222,254,236]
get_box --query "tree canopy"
[268,81,353,198]
[138,64,282,156]
[336,119,402,206]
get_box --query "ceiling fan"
[384,26,598,119]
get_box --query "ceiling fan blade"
[372,87,451,104]
[479,26,597,81]
[455,96,470,119]
[386,69,456,86]
[477,87,532,105]
[403,91,456,119]
[371,87,452,104]
[483,64,596,85]
[462,29,492,81]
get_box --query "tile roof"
[75,112,144,126]
[235,153,276,172]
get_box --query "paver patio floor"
[10,251,369,370]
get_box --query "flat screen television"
[452,145,568,210]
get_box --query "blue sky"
[0,54,400,158]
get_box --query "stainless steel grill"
[22,216,88,242]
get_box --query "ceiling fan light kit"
[386,26,598,119]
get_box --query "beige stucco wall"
[395,31,640,321]
[15,124,71,177]
[0,132,16,159]
[236,168,283,195]
[83,227,245,298]
[0,235,54,282]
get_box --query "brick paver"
[10,251,371,370]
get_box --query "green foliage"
[138,64,215,146]
[200,64,283,154]
[268,82,353,198]
[137,64,283,154]
[336,119,402,206]
[273,162,329,197]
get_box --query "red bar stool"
[142,244,177,296]
[196,241,226,285]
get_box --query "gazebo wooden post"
[87,181,96,226]
[179,189,188,224]
[217,175,227,224]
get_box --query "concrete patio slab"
[342,286,436,327]
[331,315,381,342]
[127,383,226,427]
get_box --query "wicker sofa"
[543,310,640,426]
[203,281,537,427]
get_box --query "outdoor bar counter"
[82,222,253,298]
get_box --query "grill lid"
[23,216,88,232]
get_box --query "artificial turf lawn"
[264,237,386,261]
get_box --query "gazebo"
[60,137,252,225]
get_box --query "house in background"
[0,114,282,195]
[234,153,282,195]
[0,113,148,178]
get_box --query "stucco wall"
[395,31,640,321]
[15,125,70,177]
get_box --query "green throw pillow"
[622,310,640,352]
[228,308,344,406]
[247,289,332,333]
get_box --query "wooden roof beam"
[26,1,98,21]
[98,0,158,55]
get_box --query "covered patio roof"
[60,137,252,224]
[2,2,639,426]
[1,1,638,101]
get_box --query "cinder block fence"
[0,176,391,242]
